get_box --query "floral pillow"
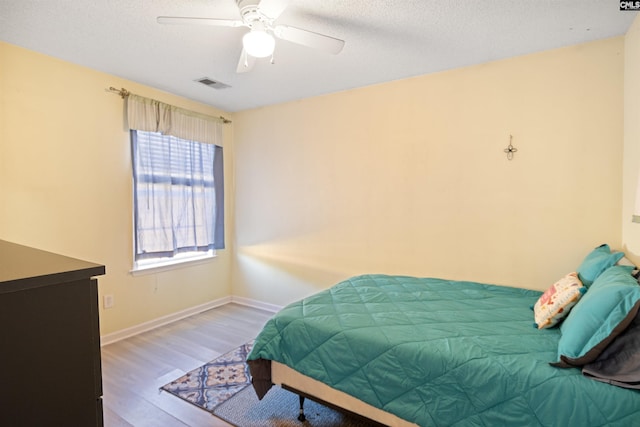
[534,272,586,329]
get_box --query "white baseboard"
[100,296,232,346]
[231,296,282,313]
[99,296,283,346]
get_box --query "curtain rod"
[106,86,232,124]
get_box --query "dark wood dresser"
[0,240,106,426]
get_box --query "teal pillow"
[553,265,640,368]
[576,244,624,287]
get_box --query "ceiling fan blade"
[257,0,292,19]
[157,16,244,27]
[236,48,256,73]
[274,25,345,54]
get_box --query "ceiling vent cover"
[196,77,231,90]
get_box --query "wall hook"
[504,135,517,160]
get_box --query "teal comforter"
[247,274,639,426]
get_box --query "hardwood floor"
[100,303,275,427]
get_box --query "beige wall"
[233,37,625,306]
[623,15,640,262]
[1,30,634,335]
[0,42,234,335]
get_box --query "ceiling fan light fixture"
[243,29,275,58]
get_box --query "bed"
[247,246,640,426]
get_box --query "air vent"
[195,77,231,90]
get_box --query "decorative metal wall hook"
[504,135,517,160]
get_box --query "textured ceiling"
[0,1,637,112]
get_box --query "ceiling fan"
[157,0,345,73]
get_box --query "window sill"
[130,252,216,276]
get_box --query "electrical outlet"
[103,294,114,309]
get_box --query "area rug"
[161,341,374,426]
[161,341,254,411]
[213,384,372,427]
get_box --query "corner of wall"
[622,14,640,263]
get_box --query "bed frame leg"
[297,394,306,422]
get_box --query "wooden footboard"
[271,361,418,427]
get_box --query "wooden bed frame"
[271,361,418,426]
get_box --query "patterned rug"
[161,342,375,426]
[213,384,374,427]
[161,341,254,411]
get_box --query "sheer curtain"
[127,95,225,260]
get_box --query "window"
[131,130,224,270]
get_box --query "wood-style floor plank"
[101,303,274,426]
